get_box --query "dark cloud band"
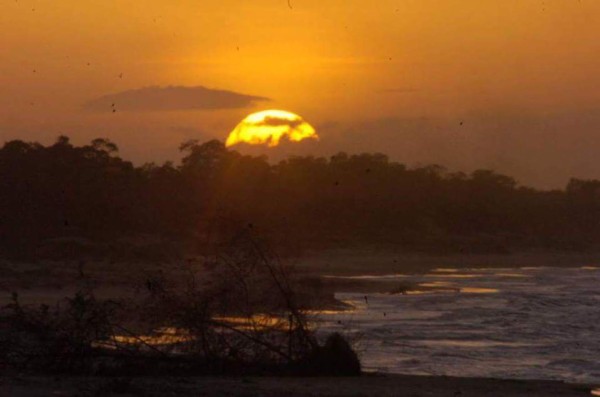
[84,85,269,112]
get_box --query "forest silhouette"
[2,136,600,260]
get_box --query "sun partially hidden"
[226,110,318,148]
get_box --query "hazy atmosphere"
[2,2,600,397]
[3,1,600,187]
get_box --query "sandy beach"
[1,374,595,397]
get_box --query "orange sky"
[2,0,600,187]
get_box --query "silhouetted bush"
[0,291,118,374]
[0,232,361,376]
[297,332,361,376]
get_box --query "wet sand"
[0,374,594,396]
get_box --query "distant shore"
[3,249,600,307]
[1,373,595,397]
[295,249,600,276]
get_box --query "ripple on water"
[320,266,600,384]
[322,273,409,280]
[459,287,499,294]
[424,274,483,279]
[417,339,539,348]
[496,273,531,278]
[419,281,454,287]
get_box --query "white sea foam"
[318,266,600,383]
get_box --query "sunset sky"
[2,0,600,188]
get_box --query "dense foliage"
[1,136,600,259]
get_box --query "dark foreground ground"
[0,374,595,397]
[2,251,599,397]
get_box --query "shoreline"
[295,250,600,276]
[3,250,599,307]
[1,255,598,396]
[1,373,596,397]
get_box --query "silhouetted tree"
[1,135,599,259]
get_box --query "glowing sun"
[225,110,318,147]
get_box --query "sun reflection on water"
[424,274,482,279]
[460,287,499,294]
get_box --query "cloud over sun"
[226,110,318,148]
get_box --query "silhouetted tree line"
[1,136,600,259]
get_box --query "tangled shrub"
[0,291,118,374]
[1,230,361,376]
[133,230,319,369]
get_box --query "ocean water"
[318,266,600,384]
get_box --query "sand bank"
[1,374,595,397]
